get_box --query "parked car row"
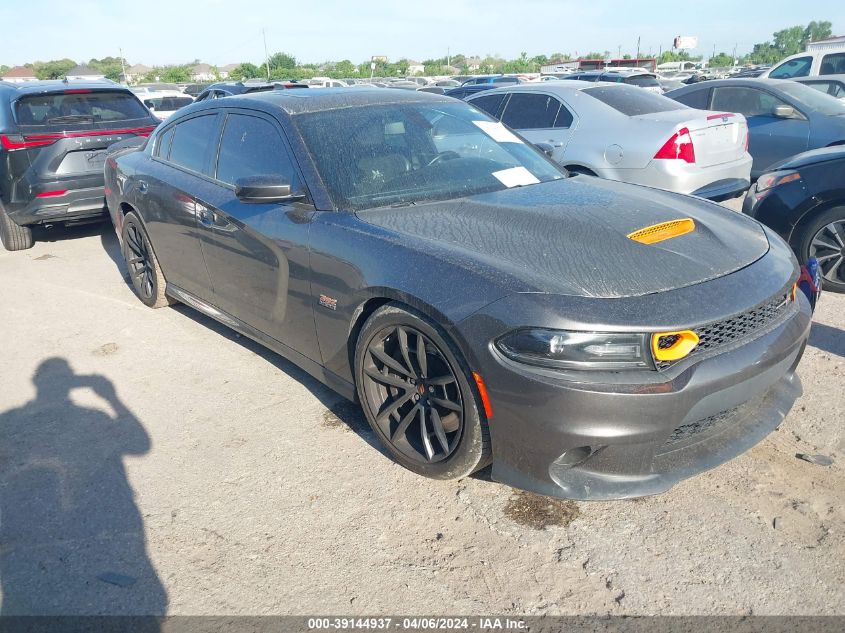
[0,79,829,501]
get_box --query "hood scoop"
[628,218,696,245]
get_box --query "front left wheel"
[354,303,491,480]
[798,205,845,294]
[121,212,174,308]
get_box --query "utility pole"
[447,46,450,68]
[732,43,738,64]
[119,47,127,84]
[636,36,641,60]
[263,29,270,80]
[617,45,621,58]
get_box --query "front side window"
[500,93,561,129]
[710,87,787,117]
[294,101,564,211]
[769,56,812,79]
[167,114,218,174]
[215,114,296,187]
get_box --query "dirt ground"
[0,218,843,616]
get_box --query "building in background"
[1,66,37,82]
[65,65,105,80]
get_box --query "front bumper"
[455,242,811,500]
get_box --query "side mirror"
[234,176,305,204]
[534,142,555,157]
[772,104,796,119]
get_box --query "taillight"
[1,126,156,151]
[35,190,67,198]
[654,127,696,164]
[1,134,57,150]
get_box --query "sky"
[0,0,842,67]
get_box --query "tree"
[143,65,191,83]
[268,52,297,71]
[88,56,126,82]
[0,65,9,75]
[803,20,833,46]
[709,52,734,68]
[34,59,77,80]
[229,63,261,80]
[772,26,805,58]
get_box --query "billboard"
[673,36,699,50]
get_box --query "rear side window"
[584,85,686,115]
[769,56,812,79]
[501,93,561,129]
[820,52,845,75]
[215,114,297,187]
[671,88,710,110]
[155,126,175,159]
[625,74,660,88]
[167,114,218,174]
[14,91,150,126]
[469,93,507,118]
[598,74,623,83]
[144,97,193,110]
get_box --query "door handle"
[137,180,148,194]
[197,205,214,227]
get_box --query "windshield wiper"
[46,115,95,124]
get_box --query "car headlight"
[495,329,652,370]
[756,169,801,193]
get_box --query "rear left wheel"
[354,303,491,480]
[0,203,34,251]
[121,212,174,308]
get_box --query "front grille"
[665,407,739,445]
[656,291,794,370]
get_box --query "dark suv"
[0,80,158,250]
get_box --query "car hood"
[357,177,770,298]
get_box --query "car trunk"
[5,89,156,199]
[640,109,749,169]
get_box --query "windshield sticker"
[472,120,523,144]
[492,166,541,188]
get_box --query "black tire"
[121,212,174,308]
[797,205,845,294]
[354,302,492,480]
[0,203,34,251]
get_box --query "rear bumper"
[6,186,107,226]
[612,155,752,200]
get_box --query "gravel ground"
[0,217,843,616]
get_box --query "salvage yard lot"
[1,217,843,615]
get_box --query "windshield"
[777,81,845,116]
[15,91,151,126]
[294,101,565,211]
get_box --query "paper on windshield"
[492,166,541,188]
[472,120,523,144]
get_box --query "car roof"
[795,74,845,82]
[466,81,619,96]
[195,87,454,116]
[0,79,126,97]
[668,78,797,93]
[769,144,845,171]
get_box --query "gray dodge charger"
[105,89,813,500]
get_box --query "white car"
[762,45,845,79]
[140,93,194,121]
[467,82,752,200]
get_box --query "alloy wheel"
[810,220,845,285]
[361,325,464,465]
[124,222,155,300]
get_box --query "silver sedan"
[466,82,752,200]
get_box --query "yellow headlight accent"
[628,218,696,245]
[652,330,700,362]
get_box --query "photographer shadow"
[0,358,166,621]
